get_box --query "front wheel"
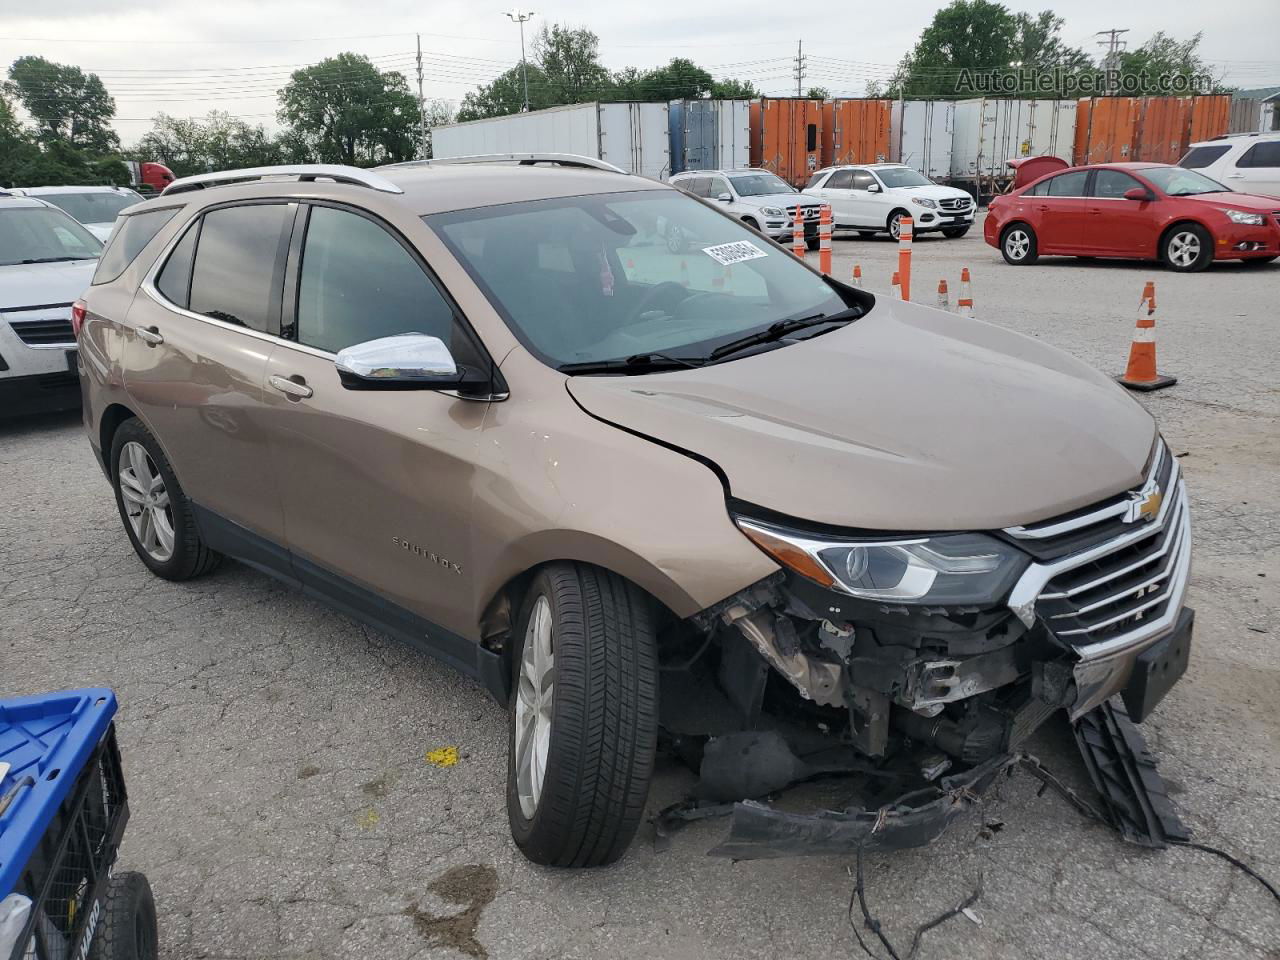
[88,872,158,960]
[741,217,759,231]
[941,226,970,239]
[805,236,821,251]
[887,211,908,241]
[1000,224,1038,265]
[1163,223,1213,272]
[506,563,658,867]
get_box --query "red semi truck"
[125,160,176,194]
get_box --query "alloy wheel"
[118,441,175,562]
[1005,229,1030,261]
[1167,231,1200,269]
[889,215,902,240]
[515,595,555,819]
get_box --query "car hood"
[0,259,97,310]
[741,193,815,209]
[1181,191,1280,213]
[891,183,971,202]
[567,298,1156,531]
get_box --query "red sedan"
[984,162,1280,272]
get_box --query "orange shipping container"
[1137,97,1192,164]
[1188,94,1231,144]
[751,98,824,187]
[821,99,892,167]
[1074,97,1143,164]
[1076,96,1235,166]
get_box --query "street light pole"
[504,8,536,112]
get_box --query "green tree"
[132,112,282,177]
[806,86,831,100]
[611,58,713,100]
[1012,11,1092,72]
[278,53,420,166]
[1116,32,1224,93]
[7,56,119,152]
[456,64,553,121]
[710,78,761,99]
[533,24,611,103]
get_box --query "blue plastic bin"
[0,689,132,960]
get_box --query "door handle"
[136,325,163,346]
[1226,174,1244,179]
[1035,205,1050,212]
[269,375,313,400]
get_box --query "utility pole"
[793,39,807,97]
[416,34,427,160]
[504,9,536,112]
[1095,28,1129,94]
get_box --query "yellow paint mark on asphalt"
[357,808,381,829]
[426,746,459,768]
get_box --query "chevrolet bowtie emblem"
[1125,487,1162,523]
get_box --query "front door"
[123,201,296,549]
[259,203,494,660]
[848,169,883,228]
[1086,169,1158,257]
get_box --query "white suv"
[803,163,976,240]
[1179,133,1280,199]
[11,185,144,241]
[669,169,822,249]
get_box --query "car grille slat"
[9,317,75,346]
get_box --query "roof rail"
[395,153,627,175]
[162,164,404,197]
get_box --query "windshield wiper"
[558,352,705,376]
[20,256,93,264]
[708,307,861,362]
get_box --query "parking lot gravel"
[3,214,1278,960]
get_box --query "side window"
[673,177,697,196]
[1046,171,1089,197]
[1092,170,1143,199]
[826,170,854,190]
[851,170,876,191]
[91,207,178,285]
[1027,179,1050,196]
[1178,144,1230,169]
[710,178,732,198]
[1238,142,1280,168]
[188,204,293,333]
[804,172,826,189]
[689,177,712,198]
[155,219,199,308]
[295,206,459,356]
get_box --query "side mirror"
[335,333,481,391]
[866,183,881,193]
[1123,186,1154,201]
[717,192,732,202]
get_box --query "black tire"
[941,226,970,239]
[506,563,658,867]
[741,216,759,231]
[887,210,909,241]
[1161,222,1213,272]
[88,872,158,960]
[805,236,821,251]
[1000,223,1039,265]
[858,230,877,239]
[110,418,221,581]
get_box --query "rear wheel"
[110,419,221,580]
[1000,224,1038,265]
[506,563,658,867]
[1162,223,1212,272]
[941,226,970,239]
[88,872,158,960]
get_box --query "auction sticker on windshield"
[702,240,769,266]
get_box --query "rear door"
[124,201,295,553]
[259,202,494,656]
[1026,170,1091,253]
[1231,141,1280,198]
[816,169,857,225]
[1085,169,1158,256]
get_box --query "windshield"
[875,167,932,188]
[0,207,102,266]
[427,189,848,370]
[38,191,141,225]
[1142,167,1228,196]
[728,173,794,196]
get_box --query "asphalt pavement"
[2,216,1278,959]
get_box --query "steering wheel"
[626,281,689,323]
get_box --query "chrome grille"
[9,316,75,346]
[785,205,822,221]
[939,197,971,212]
[1005,442,1192,658]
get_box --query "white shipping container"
[890,100,954,181]
[950,99,1076,182]
[430,102,671,180]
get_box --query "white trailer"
[890,100,954,182]
[430,102,671,180]
[950,99,1076,189]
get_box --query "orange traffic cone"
[891,271,902,300]
[1117,281,1176,391]
[851,264,863,289]
[936,278,951,312]
[957,268,974,318]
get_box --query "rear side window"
[1179,145,1230,169]
[1237,142,1280,168]
[91,208,176,285]
[155,220,199,308]
[1046,171,1089,197]
[804,172,826,189]
[188,204,294,334]
[826,170,854,189]
[295,206,458,355]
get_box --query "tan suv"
[77,158,1192,866]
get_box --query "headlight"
[1225,209,1264,225]
[760,206,784,216]
[911,197,938,209]
[735,518,1029,606]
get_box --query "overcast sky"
[2,0,1278,145]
